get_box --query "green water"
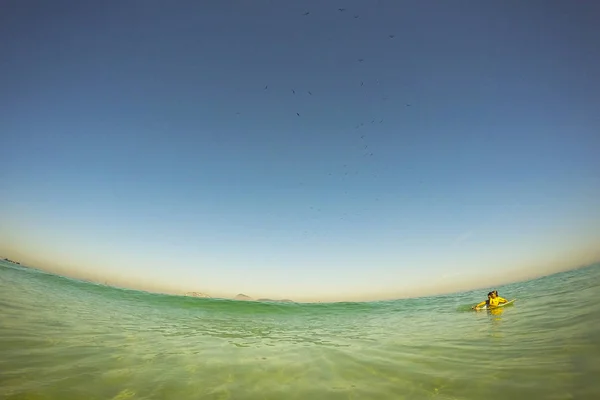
[1,261,599,399]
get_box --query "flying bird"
[389,34,395,39]
[338,8,346,12]
[296,112,300,116]
[264,85,268,90]
[303,11,310,16]
[361,81,364,86]
[292,89,296,94]
[354,15,359,19]
[357,58,364,62]
[308,91,312,95]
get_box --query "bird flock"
[230,5,415,232]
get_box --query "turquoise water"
[1,261,599,399]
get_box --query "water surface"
[1,260,599,399]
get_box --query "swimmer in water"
[472,291,508,310]
[492,290,508,303]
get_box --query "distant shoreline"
[3,257,598,304]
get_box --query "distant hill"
[184,292,211,298]
[234,294,293,302]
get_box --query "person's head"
[492,290,498,297]
[487,292,493,298]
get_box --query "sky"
[1,0,599,302]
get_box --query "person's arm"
[472,300,487,309]
[498,297,508,303]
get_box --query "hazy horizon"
[1,248,598,302]
[2,1,599,302]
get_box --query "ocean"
[1,260,599,400]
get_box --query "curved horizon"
[1,250,598,303]
[1,1,599,302]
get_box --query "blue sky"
[1,1,599,301]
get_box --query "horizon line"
[3,258,598,304]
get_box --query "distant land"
[180,292,296,302]
[184,292,211,298]
[0,262,291,302]
[231,293,294,303]
[257,298,294,303]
